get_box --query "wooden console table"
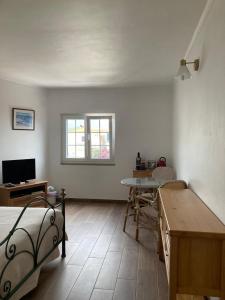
[159,188,225,300]
[0,180,48,207]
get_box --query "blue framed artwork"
[12,108,35,130]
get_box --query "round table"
[120,177,161,189]
[121,177,164,240]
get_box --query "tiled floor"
[22,201,201,300]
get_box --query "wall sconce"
[176,59,200,80]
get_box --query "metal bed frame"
[0,188,66,300]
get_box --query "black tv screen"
[2,159,36,184]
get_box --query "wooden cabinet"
[159,188,225,300]
[133,169,153,178]
[0,180,48,207]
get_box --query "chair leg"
[133,188,137,222]
[135,207,140,241]
[123,201,130,232]
[133,206,137,222]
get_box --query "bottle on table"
[136,152,141,170]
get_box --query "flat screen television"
[2,159,36,184]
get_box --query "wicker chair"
[136,179,187,241]
[133,167,183,241]
[136,167,176,212]
[137,167,176,205]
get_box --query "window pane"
[91,133,100,145]
[90,119,99,132]
[67,120,75,133]
[76,120,85,133]
[76,133,85,145]
[100,146,110,159]
[67,133,75,145]
[76,146,85,158]
[67,146,75,158]
[100,133,109,145]
[100,119,109,132]
[91,146,100,159]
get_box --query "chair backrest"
[160,180,187,190]
[152,167,175,181]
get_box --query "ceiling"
[0,0,206,87]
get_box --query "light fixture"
[176,58,200,80]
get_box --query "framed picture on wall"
[12,108,35,130]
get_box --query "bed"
[0,189,66,300]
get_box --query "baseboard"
[66,198,127,204]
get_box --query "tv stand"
[0,180,48,207]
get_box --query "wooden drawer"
[160,209,170,249]
[164,243,170,281]
[165,230,170,254]
[11,195,31,207]
[10,192,46,207]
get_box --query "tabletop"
[121,177,164,188]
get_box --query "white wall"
[173,0,225,223]
[47,86,173,200]
[0,79,48,182]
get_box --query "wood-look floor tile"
[108,232,126,252]
[59,241,79,264]
[68,237,97,266]
[23,262,81,300]
[101,206,124,235]
[156,259,168,300]
[69,222,97,243]
[67,258,103,300]
[113,279,136,300]
[124,234,139,250]
[90,234,112,258]
[95,251,122,290]
[118,247,139,280]
[90,289,114,300]
[40,265,82,300]
[136,247,158,300]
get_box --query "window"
[62,113,115,164]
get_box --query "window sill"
[61,160,116,166]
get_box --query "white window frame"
[61,113,115,165]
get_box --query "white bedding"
[0,206,64,300]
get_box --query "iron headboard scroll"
[0,188,66,300]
